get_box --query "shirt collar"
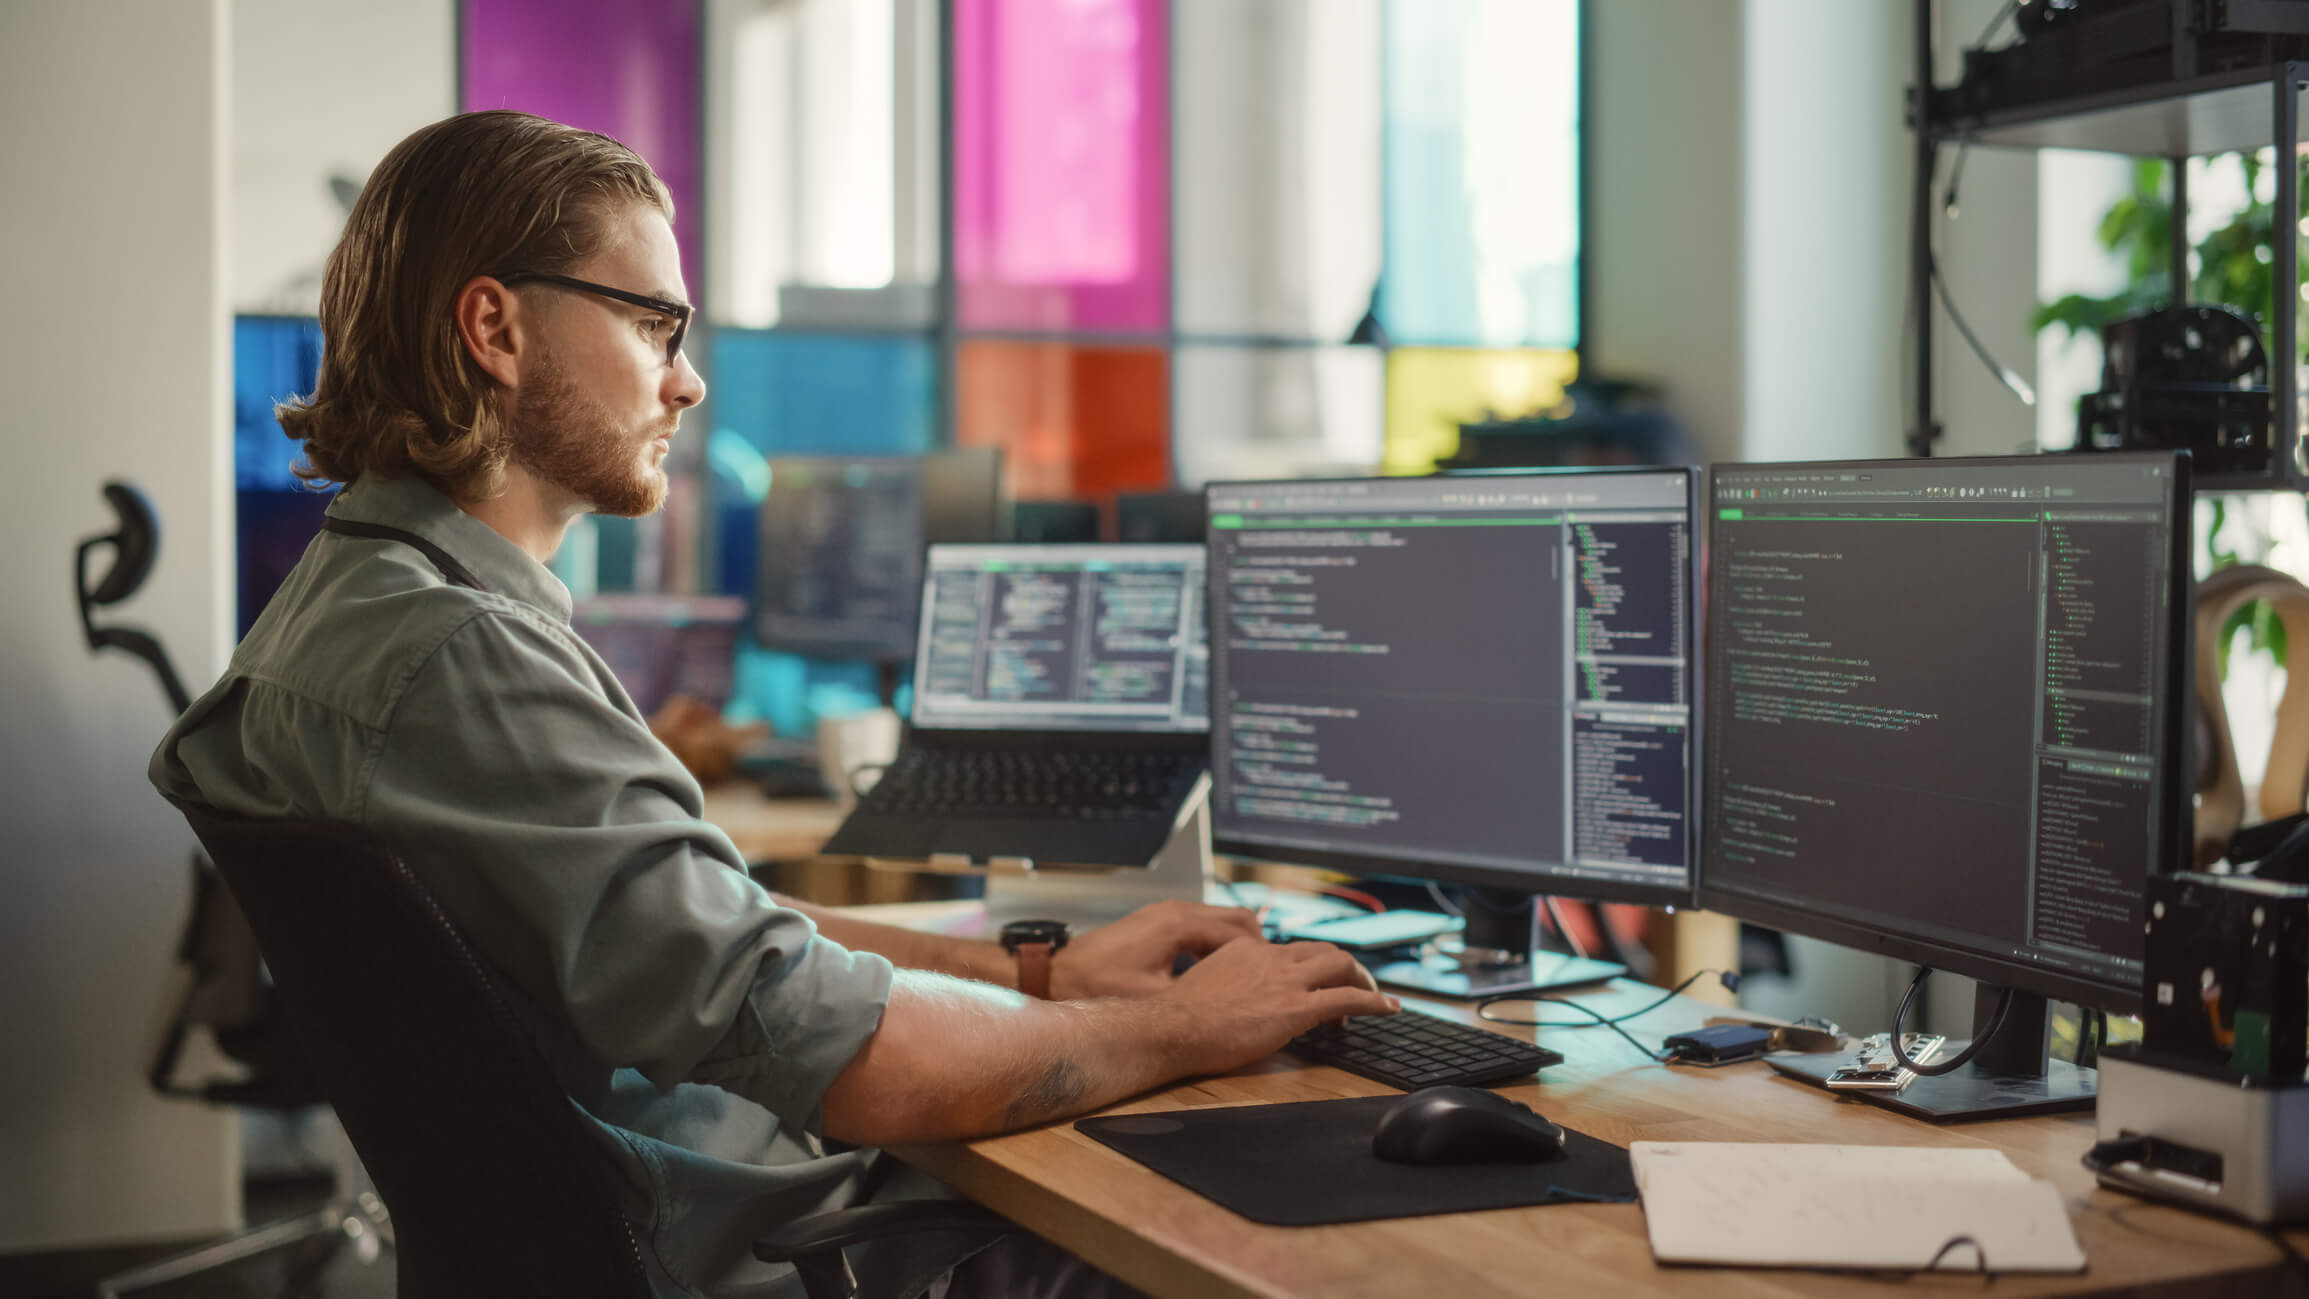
[326,474,576,622]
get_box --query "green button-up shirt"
[151,473,979,1298]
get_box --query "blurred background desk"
[700,784,846,862]
[701,784,953,906]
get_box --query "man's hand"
[1156,936,1398,1077]
[1048,899,1263,1000]
[819,934,1398,1146]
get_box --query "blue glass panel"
[709,330,937,456]
[1379,0,1579,348]
[234,316,325,491]
[234,316,333,636]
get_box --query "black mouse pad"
[1074,1096,1635,1227]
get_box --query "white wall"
[1741,0,1909,463]
[0,0,238,1251]
[1591,0,2048,1039]
[1932,0,2043,459]
[232,0,454,313]
[1586,0,1747,464]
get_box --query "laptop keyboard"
[1289,1008,1564,1091]
[861,748,1204,820]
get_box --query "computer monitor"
[1699,452,2188,1120]
[1205,469,1699,997]
[751,449,1006,665]
[570,594,749,718]
[1116,490,1206,544]
[1010,500,1104,544]
[909,543,1209,734]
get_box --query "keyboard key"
[1287,1008,1562,1092]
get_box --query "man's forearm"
[820,971,1197,1147]
[771,892,1014,988]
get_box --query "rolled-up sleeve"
[362,603,891,1129]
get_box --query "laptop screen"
[910,544,1209,733]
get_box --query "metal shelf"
[1910,3,2309,491]
[1929,62,2309,158]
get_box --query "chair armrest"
[753,1200,1008,1262]
[755,1201,1009,1299]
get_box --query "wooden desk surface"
[847,914,2304,1299]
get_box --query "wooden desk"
[848,907,2304,1298]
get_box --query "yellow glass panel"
[1382,347,1578,474]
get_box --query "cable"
[1421,880,1463,919]
[1888,966,2019,1076]
[1926,1234,1990,1275]
[1944,142,1970,219]
[1475,967,1740,1033]
[1931,254,2037,405]
[1518,988,1680,1062]
[1316,884,1386,914]
[1540,895,1591,961]
[1971,0,2019,49]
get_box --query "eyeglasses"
[496,272,693,364]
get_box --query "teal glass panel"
[1379,0,1579,348]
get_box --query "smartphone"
[1281,910,1463,951]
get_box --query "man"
[151,111,1396,1298]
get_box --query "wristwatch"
[999,919,1071,999]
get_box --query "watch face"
[1002,919,1070,951]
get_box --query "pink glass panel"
[462,0,703,286]
[956,0,1169,332]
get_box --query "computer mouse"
[1370,1085,1567,1165]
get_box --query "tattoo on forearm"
[1001,1058,1090,1129]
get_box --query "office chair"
[173,806,1003,1299]
[78,480,375,1299]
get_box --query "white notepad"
[1629,1142,2087,1274]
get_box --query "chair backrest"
[179,806,651,1299]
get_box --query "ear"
[454,275,527,388]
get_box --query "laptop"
[819,543,1210,870]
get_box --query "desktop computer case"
[2094,1049,2309,1225]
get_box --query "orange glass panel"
[956,342,1170,500]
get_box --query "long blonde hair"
[278,110,673,499]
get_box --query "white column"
[0,0,239,1250]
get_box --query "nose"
[667,348,705,409]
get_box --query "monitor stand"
[1768,986,2097,1122]
[1369,888,1624,999]
[1373,947,1628,999]
[976,777,1214,933]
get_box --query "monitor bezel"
[1692,450,2191,1015]
[907,540,1211,735]
[1205,465,1702,909]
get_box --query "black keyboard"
[863,748,1203,821]
[1288,1008,1563,1091]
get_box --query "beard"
[504,348,672,518]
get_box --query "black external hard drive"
[1661,1023,1773,1066]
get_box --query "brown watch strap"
[1015,941,1056,999]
